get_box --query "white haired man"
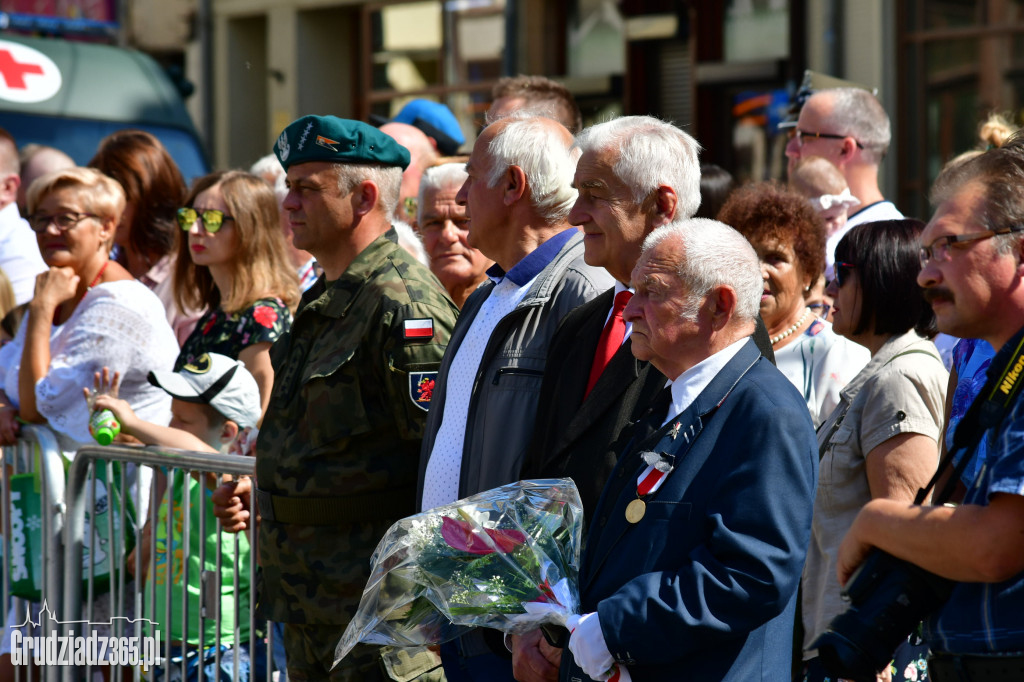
[416,115,612,681]
[515,115,779,682]
[835,138,1024,682]
[416,162,493,308]
[785,88,903,271]
[558,219,817,682]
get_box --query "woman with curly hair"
[719,182,870,426]
[174,171,300,418]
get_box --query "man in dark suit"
[560,219,817,682]
[514,116,778,682]
[521,116,701,525]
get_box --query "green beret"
[274,115,411,171]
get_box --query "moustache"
[922,287,954,305]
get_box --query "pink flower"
[253,305,278,328]
[441,516,526,555]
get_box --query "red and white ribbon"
[636,463,669,496]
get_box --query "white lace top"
[0,280,178,452]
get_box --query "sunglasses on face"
[834,261,857,288]
[177,207,233,233]
[28,212,98,233]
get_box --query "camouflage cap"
[274,115,411,171]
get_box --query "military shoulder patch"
[410,372,437,411]
[403,318,434,340]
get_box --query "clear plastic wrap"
[335,478,584,662]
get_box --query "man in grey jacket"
[416,114,611,681]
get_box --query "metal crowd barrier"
[1,424,66,682]
[1,427,281,682]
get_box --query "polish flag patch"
[404,318,434,339]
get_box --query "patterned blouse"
[174,297,292,370]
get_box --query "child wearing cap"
[87,352,265,681]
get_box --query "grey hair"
[417,162,468,223]
[393,219,430,267]
[818,88,892,164]
[931,133,1024,256]
[333,163,403,217]
[484,114,579,223]
[250,153,287,203]
[641,218,762,322]
[576,116,702,219]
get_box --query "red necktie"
[584,290,633,399]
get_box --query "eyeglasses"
[794,129,865,150]
[177,207,233,234]
[28,212,98,233]
[834,261,857,288]
[919,225,1024,268]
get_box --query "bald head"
[380,122,440,221]
[18,145,75,214]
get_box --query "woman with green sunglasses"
[173,170,300,419]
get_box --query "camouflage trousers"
[283,625,445,682]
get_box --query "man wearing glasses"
[836,139,1024,682]
[785,88,902,244]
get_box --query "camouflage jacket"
[256,228,458,624]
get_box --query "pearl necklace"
[770,307,812,346]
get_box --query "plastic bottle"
[89,409,120,445]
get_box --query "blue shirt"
[925,339,1024,654]
[485,227,577,286]
[946,337,996,486]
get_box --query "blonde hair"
[979,113,1018,150]
[0,268,15,321]
[175,171,300,315]
[789,155,848,199]
[26,166,126,223]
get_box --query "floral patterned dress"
[174,297,292,371]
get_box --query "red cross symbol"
[0,48,44,90]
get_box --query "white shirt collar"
[662,336,749,427]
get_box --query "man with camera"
[836,139,1024,682]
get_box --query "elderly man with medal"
[558,218,818,682]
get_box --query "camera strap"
[917,325,1024,506]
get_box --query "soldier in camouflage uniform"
[213,115,458,681]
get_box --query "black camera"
[812,549,955,681]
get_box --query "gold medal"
[625,498,646,523]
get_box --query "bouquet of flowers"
[334,478,584,662]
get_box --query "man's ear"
[220,419,240,446]
[652,185,678,226]
[839,137,859,161]
[353,180,380,216]
[708,285,738,330]
[0,173,20,205]
[502,165,528,206]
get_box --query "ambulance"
[0,33,208,180]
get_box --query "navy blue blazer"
[560,338,818,682]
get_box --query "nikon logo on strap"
[993,335,1024,405]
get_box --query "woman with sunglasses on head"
[0,167,177,450]
[720,182,870,427]
[173,171,300,419]
[801,219,949,682]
